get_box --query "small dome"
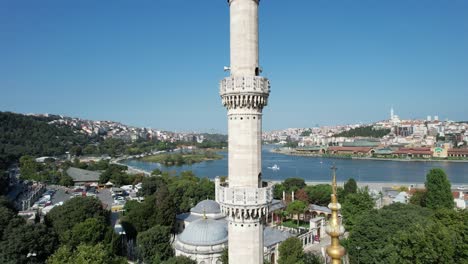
[191,200,221,214]
[178,218,228,246]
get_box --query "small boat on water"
[268,164,280,171]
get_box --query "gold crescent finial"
[326,165,346,263]
[202,207,207,220]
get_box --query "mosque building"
[174,198,328,264]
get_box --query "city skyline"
[1,0,467,132]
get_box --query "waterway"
[121,146,468,184]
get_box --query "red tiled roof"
[448,148,468,155]
[394,148,432,155]
[328,146,373,153]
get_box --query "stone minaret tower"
[215,0,272,263]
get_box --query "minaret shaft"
[230,0,259,77]
[216,0,272,264]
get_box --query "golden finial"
[326,165,346,264]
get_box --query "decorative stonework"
[215,181,272,223]
[220,76,270,110]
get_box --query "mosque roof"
[176,212,202,222]
[178,218,228,246]
[190,199,221,214]
[270,199,286,211]
[263,227,294,247]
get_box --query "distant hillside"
[334,126,390,138]
[0,112,89,169]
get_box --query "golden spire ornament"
[325,165,346,264]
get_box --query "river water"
[121,146,468,184]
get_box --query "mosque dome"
[190,199,221,215]
[178,218,228,246]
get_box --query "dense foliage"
[45,197,109,242]
[0,112,90,170]
[344,169,467,264]
[340,187,375,231]
[162,256,197,264]
[278,237,305,264]
[424,168,454,209]
[141,150,223,166]
[0,197,59,264]
[273,178,306,199]
[44,197,124,263]
[136,225,174,263]
[334,126,390,138]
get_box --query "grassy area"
[281,220,310,229]
[140,150,223,166]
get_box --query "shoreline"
[272,149,468,163]
[265,180,467,190]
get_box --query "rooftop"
[66,167,101,183]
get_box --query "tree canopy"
[0,112,90,170]
[278,237,305,264]
[136,225,174,263]
[424,168,453,209]
[340,188,375,231]
[45,197,109,242]
[304,184,332,206]
[334,126,390,138]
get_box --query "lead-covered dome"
[178,218,228,246]
[190,199,221,215]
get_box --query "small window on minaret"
[255,67,260,76]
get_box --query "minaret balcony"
[215,178,273,207]
[220,76,270,96]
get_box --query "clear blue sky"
[1,0,467,132]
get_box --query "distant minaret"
[216,0,272,263]
[390,106,394,120]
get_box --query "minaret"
[326,166,346,264]
[216,0,272,263]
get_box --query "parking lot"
[49,186,114,210]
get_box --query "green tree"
[221,248,229,264]
[295,188,309,203]
[140,176,166,196]
[67,217,109,248]
[45,197,108,241]
[341,188,374,231]
[304,184,332,206]
[286,200,307,226]
[383,222,455,264]
[70,146,83,157]
[162,256,197,264]
[122,185,176,237]
[136,225,174,263]
[273,183,286,200]
[409,189,427,207]
[431,208,468,262]
[278,237,304,264]
[425,169,453,209]
[0,172,9,195]
[47,243,126,264]
[346,203,433,264]
[0,199,18,238]
[283,178,306,193]
[343,178,357,197]
[59,172,74,187]
[19,155,40,181]
[303,252,325,264]
[0,223,59,264]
